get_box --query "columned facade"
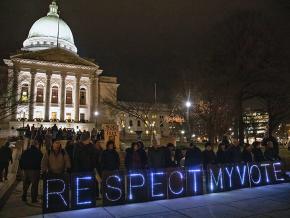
[60,73,66,121]
[44,72,52,121]
[74,75,80,122]
[28,70,36,121]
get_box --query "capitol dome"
[23,1,78,53]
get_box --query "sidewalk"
[0,182,289,218]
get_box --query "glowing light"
[151,172,165,198]
[249,165,262,185]
[181,130,185,135]
[168,171,184,195]
[210,168,223,191]
[273,162,285,181]
[236,165,247,185]
[188,169,201,193]
[185,101,192,108]
[76,176,92,205]
[105,175,122,202]
[94,111,99,116]
[128,173,145,200]
[260,163,270,183]
[225,167,234,188]
[46,179,67,209]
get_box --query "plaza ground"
[0,182,289,218]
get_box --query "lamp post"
[94,111,99,129]
[185,100,192,142]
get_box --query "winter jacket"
[101,149,120,172]
[216,150,227,164]
[226,145,242,163]
[41,149,71,174]
[264,148,281,161]
[185,147,203,167]
[252,148,265,162]
[73,142,97,173]
[147,146,167,169]
[19,146,43,170]
[242,150,254,163]
[0,144,12,164]
[202,150,216,168]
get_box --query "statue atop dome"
[47,1,59,17]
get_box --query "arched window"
[66,87,72,104]
[137,120,141,127]
[20,84,29,102]
[51,86,58,103]
[80,88,86,105]
[36,85,44,103]
[129,120,133,127]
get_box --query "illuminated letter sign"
[186,166,203,196]
[224,165,234,190]
[233,164,250,189]
[272,162,285,183]
[127,170,147,203]
[167,168,186,199]
[249,164,262,186]
[71,173,96,209]
[207,165,224,193]
[260,162,271,184]
[149,171,167,201]
[102,171,125,206]
[43,174,69,213]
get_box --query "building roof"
[11,47,98,68]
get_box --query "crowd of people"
[2,124,281,203]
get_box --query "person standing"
[19,141,43,203]
[125,142,144,170]
[202,142,216,169]
[44,129,53,151]
[264,141,281,161]
[242,144,254,163]
[226,138,242,163]
[164,143,176,168]
[73,132,97,173]
[185,142,203,167]
[100,140,120,173]
[216,143,228,164]
[136,141,148,168]
[252,141,264,162]
[0,141,13,181]
[41,140,71,174]
[147,137,167,169]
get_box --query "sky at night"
[0,0,288,102]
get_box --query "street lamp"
[94,111,99,128]
[185,101,192,108]
[185,100,192,142]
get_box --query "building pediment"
[11,48,98,68]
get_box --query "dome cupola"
[23,1,77,53]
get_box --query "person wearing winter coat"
[226,138,242,163]
[252,141,265,162]
[19,141,43,203]
[100,140,120,173]
[147,137,167,169]
[125,142,145,170]
[185,142,203,167]
[164,143,176,168]
[242,144,254,163]
[0,141,13,181]
[264,141,281,161]
[216,143,228,164]
[41,140,71,174]
[73,132,97,173]
[202,142,216,168]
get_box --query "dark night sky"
[0,0,288,102]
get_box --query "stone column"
[74,75,80,122]
[90,73,97,122]
[10,66,19,121]
[44,72,52,121]
[60,73,66,122]
[28,70,36,121]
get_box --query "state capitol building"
[3,1,118,130]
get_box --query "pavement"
[0,182,289,218]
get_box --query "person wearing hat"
[73,131,97,173]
